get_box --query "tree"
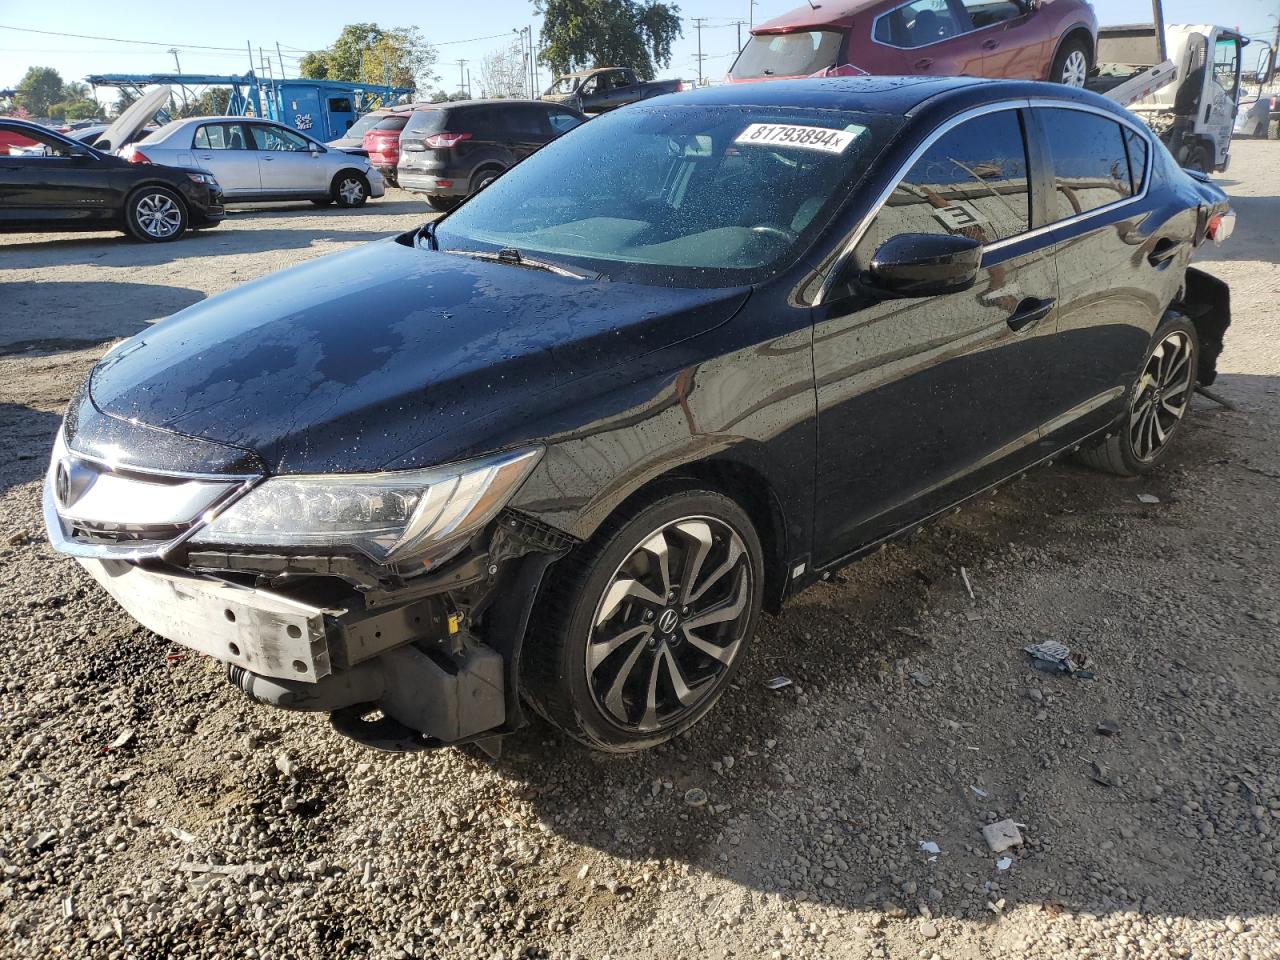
[47,79,103,121]
[480,41,528,98]
[536,0,682,80]
[14,66,65,117]
[113,90,138,117]
[299,23,438,91]
[180,87,231,118]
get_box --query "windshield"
[437,104,894,287]
[730,30,844,80]
[547,75,583,95]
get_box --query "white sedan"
[121,116,385,207]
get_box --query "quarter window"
[1123,128,1149,194]
[874,0,967,49]
[859,109,1031,255]
[1041,109,1133,221]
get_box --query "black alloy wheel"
[1077,317,1200,476]
[524,490,763,752]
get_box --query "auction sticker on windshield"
[734,123,864,154]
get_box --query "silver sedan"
[122,117,385,207]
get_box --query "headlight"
[186,172,217,186]
[189,447,542,564]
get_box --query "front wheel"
[124,186,187,242]
[1077,316,1199,476]
[1051,39,1091,87]
[332,172,370,208]
[523,490,764,753]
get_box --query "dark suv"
[396,99,585,211]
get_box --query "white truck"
[1087,24,1266,173]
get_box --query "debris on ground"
[919,840,941,861]
[909,671,933,687]
[970,785,988,798]
[960,566,975,600]
[1137,493,1161,504]
[996,857,1013,871]
[1090,761,1121,788]
[1096,719,1120,736]
[164,826,195,843]
[982,820,1024,853]
[1023,640,1094,677]
[682,787,708,807]
[107,728,135,750]
[764,675,793,691]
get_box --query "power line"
[0,23,250,52]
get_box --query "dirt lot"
[1,162,1278,960]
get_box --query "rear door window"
[1040,108,1134,221]
[504,104,550,138]
[875,0,968,48]
[860,108,1032,251]
[958,0,1022,29]
[194,123,252,150]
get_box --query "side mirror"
[67,145,92,159]
[866,233,982,298]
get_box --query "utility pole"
[528,26,536,98]
[734,20,747,53]
[1150,0,1167,64]
[692,17,708,87]
[276,42,287,81]
[749,0,758,30]
[1270,15,1279,84]
[167,48,188,113]
[456,59,469,97]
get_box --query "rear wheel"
[523,489,764,753]
[1051,38,1091,87]
[124,186,187,242]
[424,195,460,212]
[471,168,503,194]
[1077,316,1199,476]
[332,172,369,208]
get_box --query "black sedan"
[0,118,223,242]
[43,77,1233,754]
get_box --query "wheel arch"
[469,161,507,190]
[568,454,792,615]
[329,167,369,191]
[1174,266,1230,386]
[1049,25,1095,79]
[124,179,189,210]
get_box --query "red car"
[362,110,412,186]
[729,0,1097,87]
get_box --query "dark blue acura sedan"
[44,77,1233,754]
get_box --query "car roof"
[754,0,880,32]
[646,77,1139,123]
[435,98,570,109]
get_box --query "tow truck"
[1088,22,1269,172]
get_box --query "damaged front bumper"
[44,437,573,752]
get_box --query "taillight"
[423,132,472,149]
[1207,209,1236,245]
[126,149,153,164]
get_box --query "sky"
[1,0,1278,102]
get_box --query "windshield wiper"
[448,247,594,280]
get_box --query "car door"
[249,123,327,194]
[0,124,113,227]
[956,0,1047,78]
[811,106,1059,563]
[871,0,987,77]
[192,122,261,197]
[1032,106,1179,446]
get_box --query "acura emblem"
[54,458,95,510]
[657,608,680,634]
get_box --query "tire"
[124,186,187,242]
[522,488,764,753]
[425,195,460,212]
[332,172,370,208]
[1050,37,1091,87]
[471,167,503,194]
[1076,315,1199,477]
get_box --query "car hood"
[88,237,750,475]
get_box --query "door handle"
[1007,296,1055,332]
[1147,238,1186,269]
[914,57,934,69]
[982,38,1000,49]
[262,156,274,162]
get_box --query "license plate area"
[79,559,332,682]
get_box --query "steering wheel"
[749,224,797,244]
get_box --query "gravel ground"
[1,161,1278,960]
